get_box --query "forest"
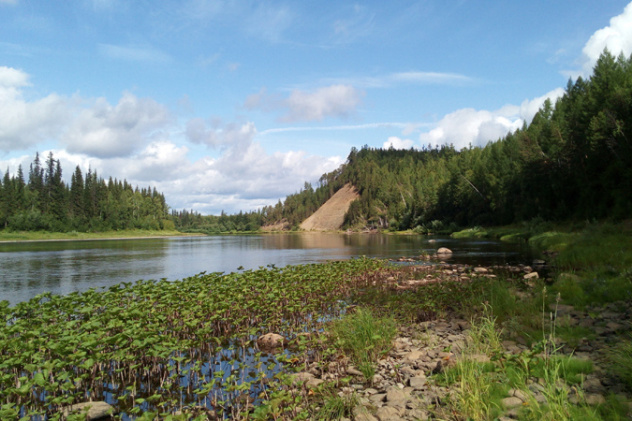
[0,152,171,232]
[3,50,631,234]
[248,49,632,232]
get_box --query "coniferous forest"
[0,152,171,232]
[3,50,631,234]
[255,50,632,231]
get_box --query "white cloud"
[383,136,414,150]
[419,88,565,149]
[246,85,364,122]
[161,134,342,213]
[186,119,256,149]
[0,67,70,151]
[577,2,632,76]
[62,92,171,158]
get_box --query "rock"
[353,406,378,421]
[409,408,430,420]
[508,388,529,402]
[257,333,285,350]
[409,376,427,390]
[60,401,115,420]
[501,396,523,408]
[473,267,488,273]
[523,271,539,280]
[347,366,364,376]
[369,393,386,406]
[403,349,425,363]
[291,371,323,388]
[585,393,606,405]
[385,387,409,410]
[375,405,403,421]
[436,247,452,256]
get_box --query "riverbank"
[0,229,205,243]
[1,222,630,419]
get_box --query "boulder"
[436,247,452,256]
[60,401,115,420]
[257,333,285,350]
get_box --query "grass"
[451,227,489,239]
[608,334,632,390]
[0,229,198,242]
[435,306,604,421]
[328,308,397,381]
[315,391,358,420]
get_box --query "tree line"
[9,49,627,234]
[257,49,632,231]
[0,152,171,232]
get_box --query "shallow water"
[0,233,532,305]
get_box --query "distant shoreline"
[0,230,206,244]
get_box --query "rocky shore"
[287,262,632,420]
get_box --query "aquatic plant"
[0,258,385,419]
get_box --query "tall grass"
[328,308,396,381]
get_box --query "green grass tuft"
[329,308,396,381]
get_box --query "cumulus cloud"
[383,136,414,150]
[246,85,364,122]
[419,88,565,149]
[579,2,632,76]
[169,123,343,212]
[0,66,69,151]
[186,119,256,149]
[62,92,171,158]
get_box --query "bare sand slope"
[300,183,359,231]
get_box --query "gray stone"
[585,393,606,406]
[60,401,115,420]
[508,388,529,402]
[409,408,430,420]
[376,405,403,421]
[385,387,409,409]
[436,247,452,256]
[369,393,386,406]
[347,366,364,376]
[403,349,425,363]
[409,376,427,390]
[257,333,285,349]
[501,396,523,408]
[353,406,378,421]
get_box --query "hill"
[299,184,359,231]
[261,50,632,231]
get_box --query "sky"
[1,1,632,215]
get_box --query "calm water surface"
[0,233,532,305]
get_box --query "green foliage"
[0,258,385,418]
[262,50,632,231]
[528,232,579,252]
[607,335,632,390]
[0,152,171,233]
[328,308,396,381]
[451,227,489,239]
[316,391,358,420]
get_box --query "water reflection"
[0,233,532,305]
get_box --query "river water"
[0,233,532,306]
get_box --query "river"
[0,233,532,306]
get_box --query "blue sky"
[1,0,632,214]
